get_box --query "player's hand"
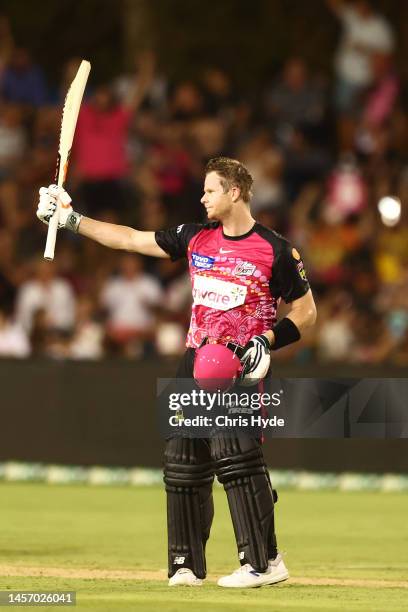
[36,185,73,229]
[240,334,271,386]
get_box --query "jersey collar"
[221,223,257,241]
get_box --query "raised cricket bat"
[44,59,91,260]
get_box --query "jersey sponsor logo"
[193,275,247,311]
[191,252,215,269]
[233,261,257,276]
[297,260,308,281]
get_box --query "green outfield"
[1,482,407,611]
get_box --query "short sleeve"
[269,240,310,303]
[155,223,202,261]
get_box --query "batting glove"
[240,334,271,386]
[37,185,74,229]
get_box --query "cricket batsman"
[36,157,316,588]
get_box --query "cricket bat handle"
[44,204,59,261]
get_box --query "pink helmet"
[194,343,242,392]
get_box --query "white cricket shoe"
[217,554,289,588]
[267,553,290,584]
[168,568,203,586]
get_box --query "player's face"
[201,172,234,221]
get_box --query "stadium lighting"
[378,196,401,227]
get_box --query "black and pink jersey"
[155,222,310,348]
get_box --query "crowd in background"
[0,0,407,365]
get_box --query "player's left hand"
[240,335,271,386]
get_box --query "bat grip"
[43,204,60,261]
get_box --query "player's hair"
[205,157,253,203]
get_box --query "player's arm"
[241,291,316,381]
[264,242,317,350]
[36,185,169,258]
[78,217,168,257]
[264,289,316,348]
[241,242,316,382]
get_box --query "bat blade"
[44,60,91,261]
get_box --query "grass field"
[1,482,407,611]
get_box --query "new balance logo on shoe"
[174,556,186,564]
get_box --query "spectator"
[0,229,18,312]
[0,15,405,367]
[0,15,14,79]
[317,291,355,361]
[239,131,286,212]
[100,254,162,356]
[29,308,52,357]
[352,309,395,363]
[142,123,195,220]
[362,53,399,128]
[0,306,29,357]
[355,52,399,157]
[374,201,408,286]
[74,52,154,218]
[324,154,368,223]
[392,328,408,366]
[137,197,168,232]
[264,57,327,147]
[114,51,168,115]
[0,47,48,107]
[0,103,26,178]
[15,258,75,333]
[170,81,204,121]
[70,296,104,360]
[201,67,234,117]
[189,116,226,161]
[328,0,395,112]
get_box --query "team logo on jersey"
[193,276,247,311]
[233,261,256,277]
[191,252,215,270]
